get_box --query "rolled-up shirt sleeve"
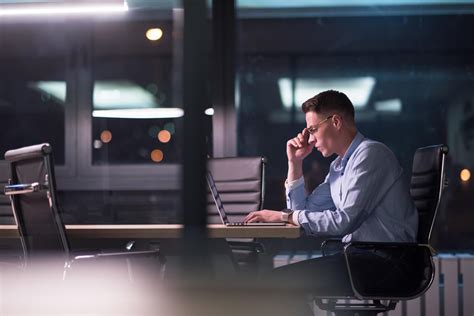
[291,145,402,237]
[285,174,335,225]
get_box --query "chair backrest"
[410,144,449,244]
[4,143,70,262]
[207,157,266,223]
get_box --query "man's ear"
[333,114,343,130]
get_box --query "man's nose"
[309,134,316,144]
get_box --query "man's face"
[305,111,338,157]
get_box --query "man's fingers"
[288,139,299,148]
[294,137,302,147]
[244,212,254,222]
[297,133,307,145]
[303,128,310,143]
[244,212,258,223]
[247,217,259,223]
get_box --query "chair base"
[315,298,397,316]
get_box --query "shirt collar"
[335,132,365,174]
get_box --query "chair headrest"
[412,145,448,174]
[4,143,52,163]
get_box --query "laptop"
[206,171,286,226]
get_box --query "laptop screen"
[206,171,229,225]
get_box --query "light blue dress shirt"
[286,132,418,243]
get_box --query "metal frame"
[427,145,448,243]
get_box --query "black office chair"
[314,144,449,315]
[3,143,166,279]
[0,160,24,264]
[0,160,15,225]
[207,157,267,274]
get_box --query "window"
[0,23,68,164]
[236,4,474,249]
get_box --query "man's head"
[302,90,357,157]
[302,89,355,121]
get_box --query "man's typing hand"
[244,210,282,223]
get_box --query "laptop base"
[226,222,286,226]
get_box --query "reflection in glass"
[0,65,66,164]
[236,4,474,249]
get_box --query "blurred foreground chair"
[314,144,449,315]
[0,160,24,264]
[208,157,267,274]
[4,143,166,280]
[0,160,15,225]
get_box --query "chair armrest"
[4,182,48,195]
[321,238,343,256]
[342,242,435,300]
[344,241,435,254]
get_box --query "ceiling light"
[374,99,402,113]
[205,108,215,116]
[92,108,184,119]
[0,1,128,16]
[93,81,157,109]
[237,0,474,9]
[278,78,293,109]
[278,76,375,109]
[31,80,160,110]
[146,28,163,41]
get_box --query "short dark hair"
[301,90,355,121]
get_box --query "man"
[245,89,417,242]
[244,90,419,298]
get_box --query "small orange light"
[157,130,171,143]
[460,169,471,182]
[151,149,164,163]
[100,130,112,143]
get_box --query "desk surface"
[0,224,301,239]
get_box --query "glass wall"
[92,20,181,165]
[0,4,187,225]
[0,22,69,165]
[236,2,474,250]
[1,0,473,250]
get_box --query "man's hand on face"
[286,128,313,163]
[244,210,282,223]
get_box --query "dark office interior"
[0,1,473,315]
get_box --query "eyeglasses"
[307,115,335,135]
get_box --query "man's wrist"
[281,208,294,223]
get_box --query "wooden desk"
[0,224,301,239]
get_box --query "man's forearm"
[287,160,303,182]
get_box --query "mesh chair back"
[4,143,70,261]
[207,157,266,224]
[410,144,448,244]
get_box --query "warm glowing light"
[158,130,171,143]
[100,130,113,143]
[146,28,163,41]
[151,149,164,163]
[460,169,471,182]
